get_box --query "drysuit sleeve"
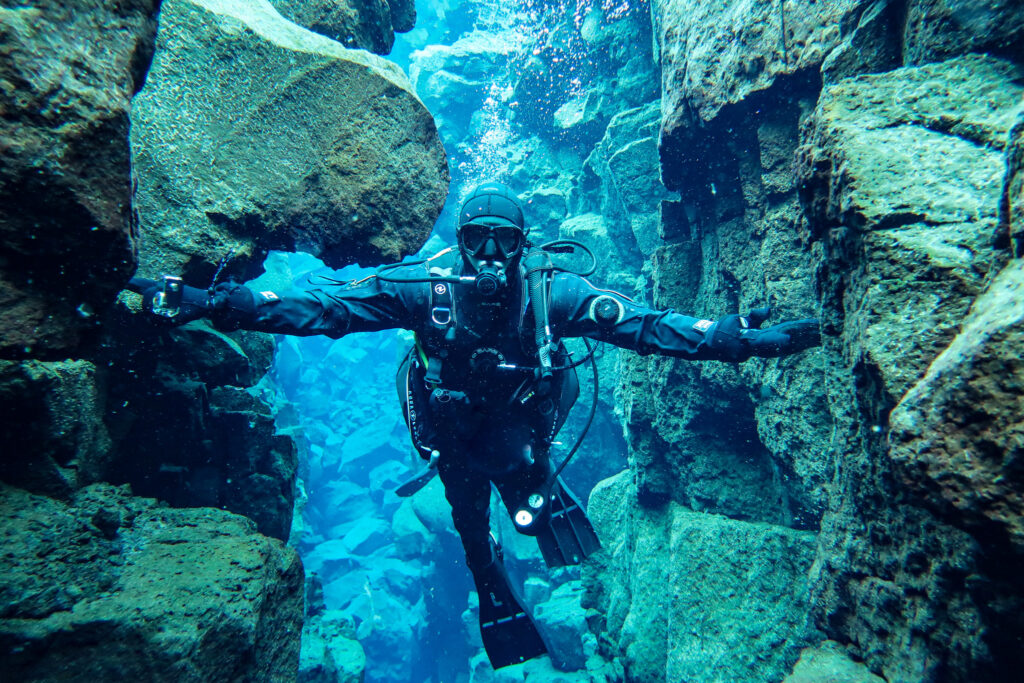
[548,274,731,361]
[209,278,422,338]
[549,274,821,361]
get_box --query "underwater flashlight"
[514,491,548,532]
[514,509,534,528]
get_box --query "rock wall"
[798,51,1024,682]
[0,0,160,358]
[1,0,444,680]
[586,1,1024,681]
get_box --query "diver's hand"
[709,307,821,361]
[127,276,213,324]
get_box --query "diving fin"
[395,467,438,497]
[536,478,601,568]
[395,450,439,498]
[473,542,549,669]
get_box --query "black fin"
[394,467,438,497]
[536,478,602,567]
[473,547,549,668]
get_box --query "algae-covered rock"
[655,0,863,189]
[583,471,817,683]
[0,482,303,682]
[783,641,885,683]
[0,0,160,357]
[903,0,1024,65]
[132,0,448,281]
[271,0,406,54]
[889,259,1024,550]
[798,52,1024,681]
[0,359,111,497]
[797,54,1023,401]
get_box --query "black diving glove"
[709,307,821,361]
[127,276,213,324]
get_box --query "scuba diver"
[128,182,821,669]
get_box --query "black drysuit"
[220,254,737,572]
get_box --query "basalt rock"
[0,0,161,358]
[132,0,448,283]
[797,54,1024,681]
[903,0,1024,65]
[655,0,864,191]
[797,54,1022,402]
[102,319,296,541]
[0,482,303,682]
[409,31,516,143]
[0,359,111,497]
[889,259,1024,551]
[270,0,415,55]
[1006,111,1024,256]
[582,471,817,683]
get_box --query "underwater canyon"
[1,0,1023,682]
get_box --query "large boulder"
[270,0,416,55]
[0,0,160,358]
[582,471,817,683]
[132,0,448,282]
[0,482,304,681]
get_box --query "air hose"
[523,249,554,392]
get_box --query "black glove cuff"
[707,314,752,362]
[209,283,257,331]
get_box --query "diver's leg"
[494,446,601,568]
[437,456,548,668]
[437,457,492,570]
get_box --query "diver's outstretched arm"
[549,273,820,362]
[126,275,421,338]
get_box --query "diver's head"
[457,182,526,297]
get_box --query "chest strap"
[423,270,456,387]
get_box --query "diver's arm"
[128,276,420,338]
[549,274,820,362]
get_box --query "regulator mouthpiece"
[475,265,506,297]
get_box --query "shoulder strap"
[420,255,459,388]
